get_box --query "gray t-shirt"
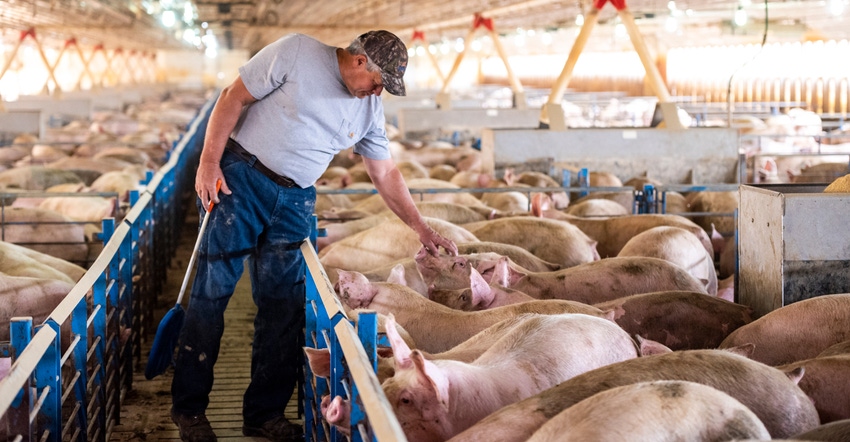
[234,33,391,188]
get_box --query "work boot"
[171,409,217,442]
[242,415,302,441]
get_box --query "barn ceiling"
[0,0,847,53]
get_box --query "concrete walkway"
[110,212,302,441]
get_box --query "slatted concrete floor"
[110,213,303,441]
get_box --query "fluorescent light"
[828,0,845,16]
[734,7,748,27]
[161,10,176,28]
[665,16,678,33]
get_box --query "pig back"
[719,293,850,366]
[1,207,88,263]
[566,214,713,259]
[525,381,770,442]
[594,291,752,350]
[449,349,818,442]
[462,217,598,269]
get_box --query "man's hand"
[417,224,458,257]
[195,161,232,210]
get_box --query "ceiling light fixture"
[161,10,176,27]
[734,6,748,27]
[665,16,678,33]
[828,0,845,16]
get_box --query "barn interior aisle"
[109,209,302,441]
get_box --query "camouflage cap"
[358,30,408,96]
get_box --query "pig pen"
[739,183,850,318]
[480,127,742,185]
[397,107,542,142]
[0,90,211,442]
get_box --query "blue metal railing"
[302,218,406,442]
[0,94,214,442]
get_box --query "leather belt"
[225,138,298,188]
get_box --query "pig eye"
[452,261,466,269]
[459,294,468,302]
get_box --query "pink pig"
[381,313,638,441]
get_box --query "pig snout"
[321,395,352,436]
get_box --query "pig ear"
[710,223,725,255]
[491,257,511,287]
[600,307,623,322]
[589,241,601,261]
[469,268,494,309]
[411,350,450,409]
[385,314,414,369]
[387,264,407,286]
[502,168,515,185]
[781,366,806,385]
[304,347,331,379]
[723,343,756,359]
[530,193,552,217]
[636,335,672,356]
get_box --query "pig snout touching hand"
[525,381,771,442]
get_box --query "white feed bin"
[739,183,850,318]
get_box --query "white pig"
[525,380,771,442]
[382,313,638,441]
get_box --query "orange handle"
[207,179,222,212]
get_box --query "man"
[170,30,458,442]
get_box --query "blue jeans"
[171,149,316,426]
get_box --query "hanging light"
[454,37,464,52]
[828,0,845,16]
[615,23,627,37]
[575,13,585,26]
[734,6,748,27]
[665,16,678,33]
[161,10,176,27]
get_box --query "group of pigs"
[304,140,850,441]
[0,91,205,383]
